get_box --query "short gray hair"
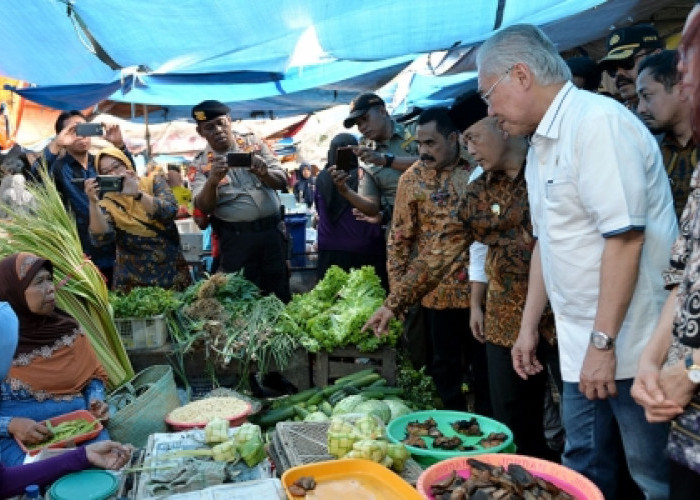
[477,24,571,85]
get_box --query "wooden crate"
[313,346,396,386]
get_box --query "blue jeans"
[562,380,669,500]
[0,396,109,466]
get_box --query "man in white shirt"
[476,24,676,500]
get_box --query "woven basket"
[106,365,180,448]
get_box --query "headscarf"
[0,253,106,396]
[317,133,359,222]
[95,147,161,238]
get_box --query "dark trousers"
[423,307,490,414]
[486,341,560,461]
[218,226,291,303]
[670,460,700,500]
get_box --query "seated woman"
[0,253,111,467]
[87,147,192,293]
[0,300,131,497]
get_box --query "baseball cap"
[599,25,662,66]
[343,93,385,128]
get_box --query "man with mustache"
[598,24,663,112]
[191,100,291,302]
[362,106,490,414]
[637,50,697,221]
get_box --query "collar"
[366,120,405,149]
[533,81,575,141]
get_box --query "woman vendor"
[86,146,192,293]
[0,253,111,467]
[0,300,131,497]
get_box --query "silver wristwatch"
[590,330,615,350]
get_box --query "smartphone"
[227,152,252,168]
[75,123,104,137]
[335,146,356,172]
[70,176,123,194]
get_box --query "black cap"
[343,93,385,128]
[192,100,230,122]
[599,25,662,66]
[448,89,489,132]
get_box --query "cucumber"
[293,405,310,419]
[320,401,333,416]
[307,404,318,412]
[342,373,382,391]
[332,369,376,385]
[306,391,325,406]
[368,378,388,388]
[257,406,296,427]
[360,387,404,399]
[328,389,348,406]
[272,387,321,409]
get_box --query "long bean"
[26,419,98,449]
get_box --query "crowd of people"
[0,4,699,498]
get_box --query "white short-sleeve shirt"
[527,82,678,382]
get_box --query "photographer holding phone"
[85,147,191,293]
[31,111,128,287]
[191,100,291,302]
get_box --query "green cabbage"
[383,399,412,422]
[331,395,365,416]
[353,399,391,424]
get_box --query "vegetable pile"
[254,369,412,431]
[26,418,98,450]
[326,414,409,473]
[278,266,402,352]
[110,287,180,318]
[164,272,299,390]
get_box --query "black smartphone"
[70,176,123,194]
[227,152,252,167]
[335,146,355,172]
[75,123,104,137]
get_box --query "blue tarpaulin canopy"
[0,0,684,120]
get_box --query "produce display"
[161,423,266,467]
[166,396,250,425]
[429,458,574,499]
[110,287,180,318]
[277,266,402,352]
[255,370,412,430]
[165,272,299,389]
[326,413,410,472]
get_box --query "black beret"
[192,100,230,122]
[448,89,489,132]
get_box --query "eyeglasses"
[99,160,126,175]
[480,67,513,106]
[605,51,650,77]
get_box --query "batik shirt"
[660,133,698,221]
[461,169,554,348]
[386,160,473,311]
[664,162,700,350]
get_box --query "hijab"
[0,253,106,396]
[317,133,360,222]
[95,147,161,238]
